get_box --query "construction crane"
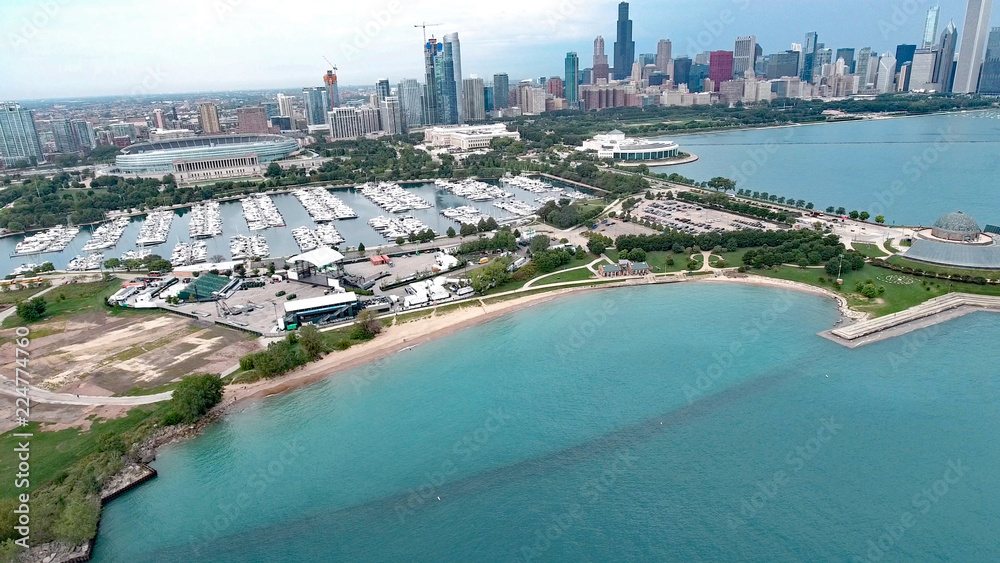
[322,56,337,74]
[414,22,442,44]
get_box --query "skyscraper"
[955,0,995,92]
[493,73,510,109]
[236,107,271,134]
[461,78,486,122]
[909,49,941,91]
[937,22,960,92]
[0,102,43,167]
[198,102,221,134]
[734,36,758,78]
[766,51,801,79]
[380,96,405,135]
[324,70,339,109]
[593,36,610,82]
[800,32,818,82]
[836,48,856,73]
[375,79,391,102]
[924,6,941,48]
[979,28,1000,93]
[443,33,464,123]
[152,108,167,129]
[612,2,634,80]
[855,47,875,87]
[709,51,734,91]
[673,57,692,85]
[656,40,673,77]
[423,37,459,125]
[277,94,295,119]
[877,54,897,93]
[398,78,424,128]
[71,119,95,149]
[302,87,329,126]
[423,38,442,124]
[565,52,580,107]
[895,44,917,72]
[51,118,77,152]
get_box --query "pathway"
[522,257,606,289]
[0,378,172,406]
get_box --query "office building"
[423,37,459,125]
[593,36,610,82]
[836,48,856,73]
[673,57,692,85]
[152,108,167,129]
[800,32,818,81]
[493,73,510,109]
[877,54,897,93]
[979,28,1000,93]
[689,63,710,92]
[766,51,801,79]
[236,107,271,134]
[484,86,494,112]
[656,39,673,77]
[855,47,876,88]
[955,0,994,92]
[397,78,423,129]
[324,70,339,109]
[546,77,565,98]
[375,79,391,102]
[895,44,917,72]
[303,87,329,126]
[110,123,136,142]
[937,21,960,92]
[51,118,77,152]
[71,120,96,150]
[924,6,941,48]
[709,51,734,91]
[565,52,580,107]
[380,97,405,135]
[461,78,486,122]
[198,102,221,134]
[815,48,833,77]
[443,33,464,123]
[612,1,635,80]
[734,36,758,77]
[277,94,295,119]
[909,49,941,91]
[327,106,382,140]
[0,102,42,167]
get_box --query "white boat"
[136,211,174,246]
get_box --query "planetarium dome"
[931,211,982,242]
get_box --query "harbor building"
[581,130,680,163]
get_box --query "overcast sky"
[1,0,994,99]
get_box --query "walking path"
[0,283,60,323]
[0,378,172,406]
[522,258,606,289]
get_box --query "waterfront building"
[565,52,580,108]
[612,1,635,80]
[493,73,510,109]
[423,37,460,125]
[955,0,994,93]
[397,78,423,129]
[979,28,1000,94]
[236,107,271,134]
[277,94,296,120]
[71,119,96,150]
[116,134,297,175]
[924,6,941,48]
[0,102,42,167]
[303,87,329,126]
[423,123,519,150]
[581,130,679,162]
[51,118,77,152]
[198,102,221,134]
[380,97,405,135]
[323,70,339,109]
[709,51,734,91]
[656,39,673,77]
[734,36,758,78]
[461,78,486,122]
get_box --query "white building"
[172,153,263,185]
[327,106,382,140]
[379,97,404,136]
[876,54,897,94]
[149,128,195,142]
[581,130,680,162]
[423,123,520,150]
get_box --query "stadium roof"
[289,247,345,268]
[904,238,1000,270]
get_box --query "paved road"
[0,378,172,406]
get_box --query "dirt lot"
[0,310,259,396]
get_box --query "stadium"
[115,134,299,174]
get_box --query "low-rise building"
[581,130,679,163]
[423,123,520,150]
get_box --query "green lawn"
[0,284,50,305]
[534,267,597,285]
[606,249,691,273]
[1,278,128,328]
[885,239,900,253]
[852,243,889,259]
[755,264,1000,317]
[886,256,1000,280]
[0,406,162,498]
[710,249,747,268]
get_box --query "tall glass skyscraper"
[51,118,77,152]
[936,21,959,92]
[422,37,459,125]
[302,87,329,126]
[397,78,424,129]
[979,28,1000,93]
[612,2,634,80]
[565,52,580,107]
[923,6,941,48]
[443,33,463,123]
[0,102,42,167]
[493,73,510,110]
[375,79,391,102]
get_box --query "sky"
[1,0,996,99]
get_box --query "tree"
[103,257,121,270]
[265,162,283,177]
[848,210,860,220]
[587,236,610,255]
[470,257,512,293]
[52,494,100,545]
[354,309,382,338]
[859,211,870,221]
[446,226,457,238]
[357,242,366,254]
[530,235,550,253]
[16,297,46,322]
[707,177,737,192]
[169,373,224,423]
[825,206,835,214]
[460,223,477,237]
[299,325,325,359]
[396,236,405,245]
[836,207,847,216]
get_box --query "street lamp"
[837,254,845,285]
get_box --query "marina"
[170,241,208,266]
[120,248,152,262]
[493,199,538,217]
[13,225,81,255]
[440,206,492,226]
[66,253,105,271]
[135,211,174,246]
[82,217,130,252]
[291,224,345,252]
[230,235,270,260]
[435,178,513,201]
[368,215,434,240]
[188,201,223,238]
[502,174,554,194]
[360,182,433,213]
[241,194,285,231]
[292,187,358,221]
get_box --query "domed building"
[931,211,982,242]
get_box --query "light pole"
[837,254,845,285]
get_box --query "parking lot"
[632,200,779,234]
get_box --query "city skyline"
[3,0,997,99]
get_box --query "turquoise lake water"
[92,284,1000,562]
[654,111,1000,227]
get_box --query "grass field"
[1,278,130,328]
[852,243,889,259]
[710,249,747,268]
[0,284,50,305]
[534,267,597,285]
[886,256,1000,279]
[606,249,691,273]
[0,406,162,498]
